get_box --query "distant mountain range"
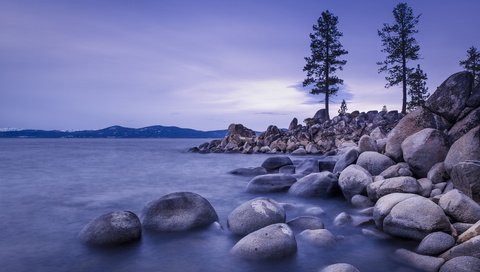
[0,125,228,138]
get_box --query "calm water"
[0,139,419,272]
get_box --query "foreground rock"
[227,197,285,235]
[338,165,373,201]
[369,176,422,201]
[288,172,338,197]
[450,160,480,202]
[438,189,480,223]
[394,248,445,272]
[440,235,480,260]
[79,211,141,246]
[373,193,418,230]
[246,174,297,193]
[319,263,360,272]
[417,232,455,256]
[439,256,480,272]
[141,192,218,232]
[261,156,293,171]
[383,196,451,240]
[356,151,395,176]
[231,223,297,259]
[401,128,449,177]
[299,229,336,247]
[333,148,359,174]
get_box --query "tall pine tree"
[459,46,480,86]
[407,65,429,111]
[377,3,420,114]
[303,10,348,120]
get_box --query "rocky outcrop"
[230,223,297,259]
[141,192,218,232]
[79,211,141,246]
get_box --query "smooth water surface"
[0,139,419,272]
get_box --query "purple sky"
[1,0,479,131]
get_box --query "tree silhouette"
[338,99,348,115]
[459,46,480,86]
[378,2,421,114]
[407,64,429,111]
[303,10,348,120]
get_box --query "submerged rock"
[394,248,445,272]
[229,167,267,176]
[299,229,336,247]
[246,174,297,193]
[287,216,324,232]
[227,197,285,236]
[261,156,293,171]
[141,192,218,232]
[319,263,360,272]
[231,223,297,260]
[79,211,141,246]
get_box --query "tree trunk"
[402,57,407,114]
[325,42,330,120]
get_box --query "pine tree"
[459,46,480,86]
[377,3,421,114]
[338,99,348,115]
[303,10,348,120]
[407,65,429,111]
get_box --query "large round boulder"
[333,148,359,174]
[383,196,451,240]
[425,71,473,122]
[79,211,141,246]
[261,156,293,171]
[246,174,296,193]
[358,135,378,153]
[320,263,360,272]
[440,256,480,272]
[299,229,336,247]
[438,189,480,223]
[356,151,395,176]
[385,107,441,162]
[227,197,285,235]
[288,172,339,197]
[141,192,218,232]
[338,165,373,201]
[230,223,297,259]
[401,128,450,177]
[450,160,480,202]
[427,162,449,184]
[379,162,412,179]
[373,193,418,230]
[440,235,480,260]
[448,107,480,143]
[417,232,455,256]
[444,125,480,174]
[374,177,422,201]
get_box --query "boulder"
[372,177,422,201]
[394,248,445,272]
[450,161,480,202]
[373,193,418,229]
[279,165,296,174]
[439,256,480,272]
[319,263,360,272]
[287,216,324,232]
[440,235,480,260]
[246,174,297,193]
[416,232,455,256]
[141,192,218,232]
[457,220,480,244]
[401,128,450,177]
[313,109,329,123]
[338,165,373,201]
[427,162,449,184]
[229,167,267,176]
[385,107,441,162]
[448,107,480,143]
[288,117,298,131]
[444,126,480,174]
[425,71,473,122]
[362,228,391,240]
[333,148,359,174]
[295,158,320,176]
[227,197,285,235]
[261,156,293,171]
[292,147,307,155]
[356,151,395,176]
[227,123,255,138]
[288,172,339,197]
[351,194,374,208]
[370,127,386,140]
[438,189,480,223]
[418,178,433,197]
[319,159,337,172]
[467,83,480,107]
[299,229,336,247]
[334,212,352,226]
[358,135,378,153]
[383,196,451,240]
[231,223,297,259]
[453,222,474,236]
[78,211,141,246]
[379,163,412,179]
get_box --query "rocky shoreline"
[78,72,480,272]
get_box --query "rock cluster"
[191,109,403,155]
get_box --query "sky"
[1,0,479,131]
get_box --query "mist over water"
[0,139,420,272]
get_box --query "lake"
[0,139,420,272]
